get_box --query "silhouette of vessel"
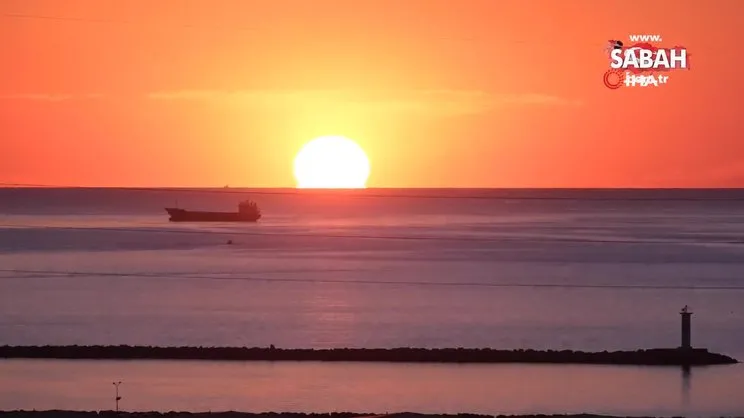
[165,200,261,222]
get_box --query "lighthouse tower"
[680,305,692,350]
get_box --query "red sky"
[2,0,743,188]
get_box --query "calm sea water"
[1,360,742,417]
[1,188,744,415]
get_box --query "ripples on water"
[1,189,744,415]
[1,360,743,418]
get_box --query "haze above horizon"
[2,0,743,188]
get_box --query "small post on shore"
[680,305,692,349]
[113,381,122,412]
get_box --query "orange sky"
[2,0,743,188]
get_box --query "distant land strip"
[0,346,737,366]
[4,183,744,201]
[3,413,742,418]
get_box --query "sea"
[1,188,743,417]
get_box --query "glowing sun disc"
[293,136,370,188]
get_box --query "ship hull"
[165,208,260,222]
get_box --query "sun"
[293,136,370,189]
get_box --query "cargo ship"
[165,200,261,222]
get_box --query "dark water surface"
[1,188,743,415]
[1,359,742,417]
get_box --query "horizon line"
[2,184,744,191]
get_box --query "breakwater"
[0,346,737,366]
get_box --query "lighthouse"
[680,305,692,349]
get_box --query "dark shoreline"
[2,413,741,418]
[0,346,737,366]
